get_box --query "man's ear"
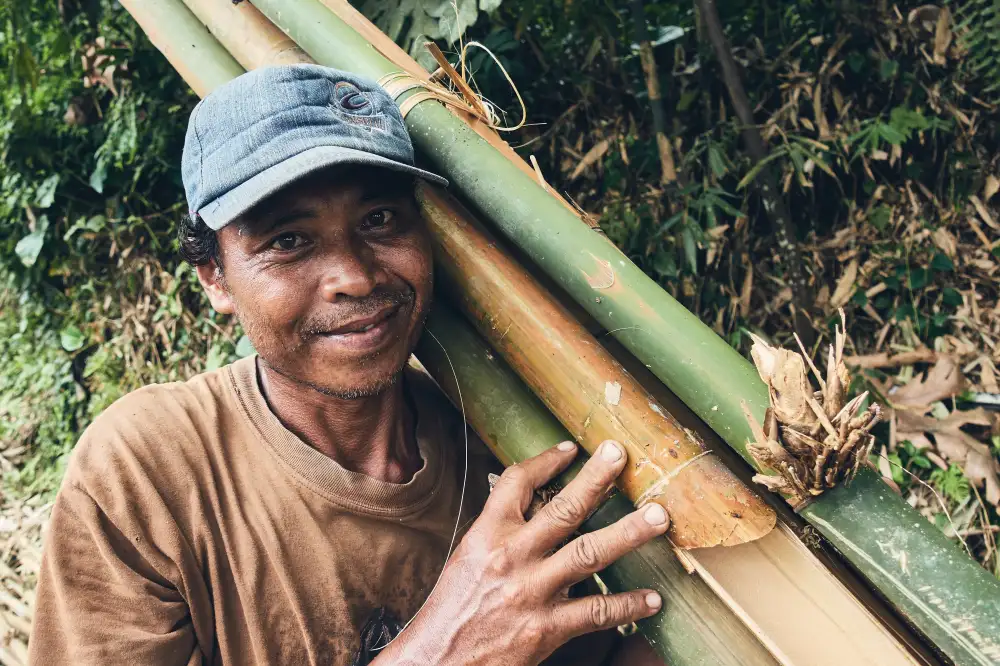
[196,261,235,314]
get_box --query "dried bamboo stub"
[744,312,881,507]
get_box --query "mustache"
[299,287,414,336]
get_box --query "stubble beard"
[234,297,428,401]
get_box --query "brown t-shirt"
[28,356,497,665]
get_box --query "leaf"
[15,215,49,268]
[89,157,108,194]
[235,335,256,358]
[830,259,858,309]
[206,344,227,372]
[681,226,697,273]
[707,144,728,178]
[899,409,999,505]
[59,326,86,353]
[569,139,610,180]
[890,357,965,408]
[737,150,785,189]
[479,0,502,12]
[933,7,952,63]
[35,174,60,209]
[650,26,685,48]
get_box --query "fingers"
[516,440,629,554]
[488,441,579,519]
[540,502,670,592]
[553,589,662,639]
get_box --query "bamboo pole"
[419,185,775,548]
[245,1,1000,660]
[122,3,779,663]
[418,186,926,666]
[418,305,778,666]
[120,0,242,97]
[181,0,312,68]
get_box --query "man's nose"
[319,240,380,302]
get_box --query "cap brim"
[197,145,449,230]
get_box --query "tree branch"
[695,0,813,340]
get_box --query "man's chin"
[260,355,407,400]
[309,369,404,400]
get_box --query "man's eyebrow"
[237,207,316,236]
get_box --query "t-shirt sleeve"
[28,482,202,666]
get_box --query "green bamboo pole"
[118,3,780,664]
[417,304,777,666]
[119,0,242,97]
[244,3,1000,662]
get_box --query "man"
[29,65,669,665]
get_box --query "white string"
[374,330,469,650]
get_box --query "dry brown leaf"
[984,175,1000,202]
[970,195,1000,232]
[933,6,951,64]
[897,408,1000,505]
[889,357,965,407]
[830,258,858,309]
[569,139,611,180]
[932,227,958,258]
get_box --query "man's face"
[198,167,433,398]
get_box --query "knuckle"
[500,465,527,488]
[542,494,586,530]
[522,614,548,648]
[570,536,603,572]
[589,595,613,628]
[485,545,514,575]
[617,516,640,546]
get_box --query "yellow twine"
[377,40,526,133]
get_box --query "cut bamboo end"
[418,183,775,549]
[650,453,777,547]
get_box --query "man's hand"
[375,440,669,665]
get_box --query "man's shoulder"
[64,359,247,491]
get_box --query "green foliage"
[0,0,240,496]
[357,0,503,70]
[931,464,972,504]
[953,0,1000,100]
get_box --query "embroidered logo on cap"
[332,81,387,133]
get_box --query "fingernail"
[600,441,622,462]
[643,503,667,526]
[557,441,577,452]
[645,592,662,610]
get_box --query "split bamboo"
[246,1,1000,661]
[124,3,777,663]
[418,305,924,666]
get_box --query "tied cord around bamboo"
[377,41,526,131]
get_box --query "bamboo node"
[744,310,881,505]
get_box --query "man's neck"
[256,359,422,484]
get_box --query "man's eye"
[270,233,306,251]
[363,209,395,230]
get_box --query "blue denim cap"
[182,64,448,231]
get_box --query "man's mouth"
[325,304,401,335]
[314,302,407,352]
